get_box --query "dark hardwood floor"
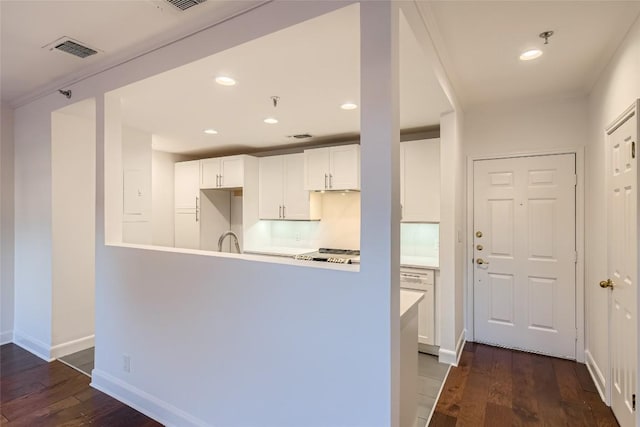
[430,342,619,427]
[1,343,162,426]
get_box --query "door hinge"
[573,174,577,186]
[633,393,636,411]
[573,251,578,263]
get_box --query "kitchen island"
[400,289,424,427]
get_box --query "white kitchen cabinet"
[175,160,200,210]
[304,144,360,191]
[400,268,436,347]
[200,155,246,189]
[259,153,321,220]
[174,160,201,249]
[400,139,440,222]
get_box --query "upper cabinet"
[259,153,321,220]
[200,155,246,189]
[400,139,440,222]
[175,160,201,210]
[304,144,360,191]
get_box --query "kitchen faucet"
[218,230,241,253]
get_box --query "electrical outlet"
[123,354,131,373]
[295,232,301,242]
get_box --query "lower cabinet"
[400,268,436,347]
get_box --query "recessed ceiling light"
[519,49,543,61]
[215,76,236,86]
[341,102,358,110]
[204,129,218,135]
[264,117,278,124]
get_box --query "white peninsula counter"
[400,289,424,427]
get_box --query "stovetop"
[294,248,360,264]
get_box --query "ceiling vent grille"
[54,40,98,58]
[165,0,207,11]
[290,134,313,139]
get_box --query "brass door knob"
[476,258,489,265]
[599,279,614,289]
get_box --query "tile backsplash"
[400,223,439,258]
[254,191,439,259]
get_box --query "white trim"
[464,147,586,361]
[439,329,465,366]
[585,349,607,403]
[0,330,13,345]
[13,331,53,361]
[50,335,95,359]
[91,369,209,427]
[424,362,452,426]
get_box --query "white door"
[174,212,199,249]
[220,156,244,188]
[175,160,200,208]
[473,154,576,358]
[605,105,637,427]
[304,147,330,191]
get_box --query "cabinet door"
[220,156,244,188]
[329,144,360,190]
[418,283,435,345]
[259,156,284,219]
[304,147,330,191]
[200,158,220,189]
[175,160,200,209]
[402,139,440,222]
[283,153,316,220]
[174,212,200,249]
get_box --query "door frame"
[464,147,585,362]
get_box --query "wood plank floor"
[430,343,619,427]
[1,343,162,426]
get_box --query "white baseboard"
[91,369,209,427]
[439,329,466,366]
[13,331,53,361]
[585,349,607,403]
[0,330,13,345]
[51,335,94,359]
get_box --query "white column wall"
[585,15,640,401]
[51,106,96,357]
[13,101,54,359]
[1,103,15,344]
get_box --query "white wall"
[45,2,398,427]
[1,103,15,344]
[439,110,465,364]
[585,15,640,400]
[13,100,54,359]
[51,104,96,357]
[464,95,589,158]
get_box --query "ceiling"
[0,0,267,104]
[3,1,640,150]
[426,1,640,108]
[110,4,450,155]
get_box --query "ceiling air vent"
[165,0,207,11]
[43,37,101,59]
[54,40,97,58]
[290,134,313,139]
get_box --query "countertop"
[400,289,424,318]
[243,247,439,270]
[243,246,317,257]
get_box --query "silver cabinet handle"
[324,174,328,189]
[329,173,333,189]
[283,205,286,218]
[219,174,223,187]
[279,205,282,219]
[215,174,219,187]
[195,196,199,222]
